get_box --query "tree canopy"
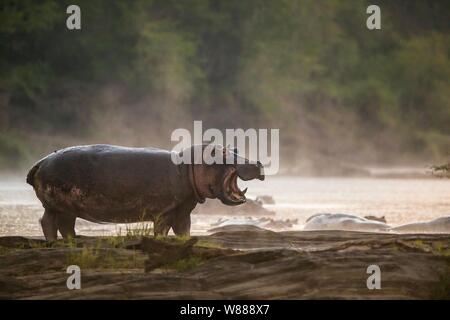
[1,0,449,170]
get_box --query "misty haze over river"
[1,175,449,237]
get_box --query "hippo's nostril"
[257,160,262,167]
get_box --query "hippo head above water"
[179,145,265,206]
[27,143,265,240]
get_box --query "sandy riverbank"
[0,227,449,299]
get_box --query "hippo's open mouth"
[222,167,248,205]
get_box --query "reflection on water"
[0,176,449,236]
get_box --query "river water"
[0,176,449,237]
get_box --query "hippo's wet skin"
[26,144,264,241]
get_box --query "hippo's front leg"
[172,213,191,237]
[171,200,196,237]
[153,200,196,237]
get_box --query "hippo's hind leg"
[56,214,77,239]
[40,209,57,241]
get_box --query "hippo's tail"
[26,160,43,187]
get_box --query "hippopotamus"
[391,216,450,233]
[26,144,264,241]
[303,213,390,232]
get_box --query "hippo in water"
[26,144,264,241]
[303,213,390,232]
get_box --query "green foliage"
[196,239,223,249]
[0,132,31,169]
[431,266,450,300]
[65,239,144,269]
[0,245,15,255]
[122,222,154,239]
[0,0,449,167]
[161,255,204,272]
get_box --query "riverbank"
[0,227,449,299]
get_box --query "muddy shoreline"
[0,228,449,299]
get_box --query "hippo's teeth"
[242,187,248,195]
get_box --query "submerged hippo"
[303,213,390,232]
[26,144,264,240]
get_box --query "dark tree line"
[0,0,449,170]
